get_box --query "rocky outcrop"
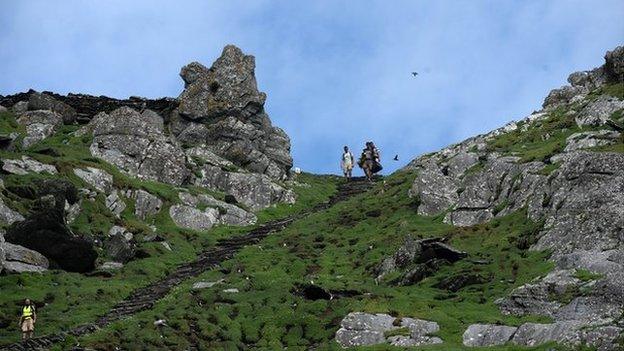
[564,130,620,152]
[1,156,58,175]
[28,91,77,124]
[2,45,296,213]
[406,46,624,350]
[74,167,113,193]
[125,189,162,220]
[105,231,135,263]
[575,96,624,127]
[2,242,49,273]
[86,107,189,185]
[178,45,266,121]
[5,194,97,273]
[169,204,219,231]
[462,324,518,347]
[195,165,295,211]
[170,192,256,231]
[335,312,442,348]
[463,322,620,351]
[375,236,467,285]
[174,45,293,180]
[604,46,624,82]
[16,110,64,148]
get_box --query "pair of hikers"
[18,299,36,340]
[340,142,382,181]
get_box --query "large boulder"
[73,167,113,193]
[196,165,295,211]
[178,192,256,226]
[463,324,518,347]
[4,195,97,272]
[169,204,219,231]
[16,110,63,148]
[3,242,49,273]
[335,313,442,348]
[1,156,57,175]
[408,160,459,216]
[104,232,134,263]
[87,107,189,185]
[375,236,466,285]
[125,189,162,220]
[28,91,76,124]
[170,191,257,231]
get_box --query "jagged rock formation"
[172,45,293,181]
[0,44,294,211]
[407,46,624,350]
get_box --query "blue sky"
[1,1,622,175]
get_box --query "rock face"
[87,107,189,186]
[335,312,442,348]
[406,45,624,351]
[196,165,295,211]
[169,192,256,231]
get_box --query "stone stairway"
[0,177,375,351]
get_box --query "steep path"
[0,178,375,351]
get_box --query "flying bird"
[393,155,399,161]
[411,72,418,77]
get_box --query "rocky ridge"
[405,46,624,350]
[0,45,295,274]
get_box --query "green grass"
[486,107,578,163]
[573,269,603,282]
[77,171,557,350]
[0,114,339,345]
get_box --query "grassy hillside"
[1,80,622,350]
[74,171,558,350]
[0,110,339,345]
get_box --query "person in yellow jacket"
[18,299,36,340]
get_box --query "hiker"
[340,146,355,180]
[18,299,36,340]
[359,141,382,181]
